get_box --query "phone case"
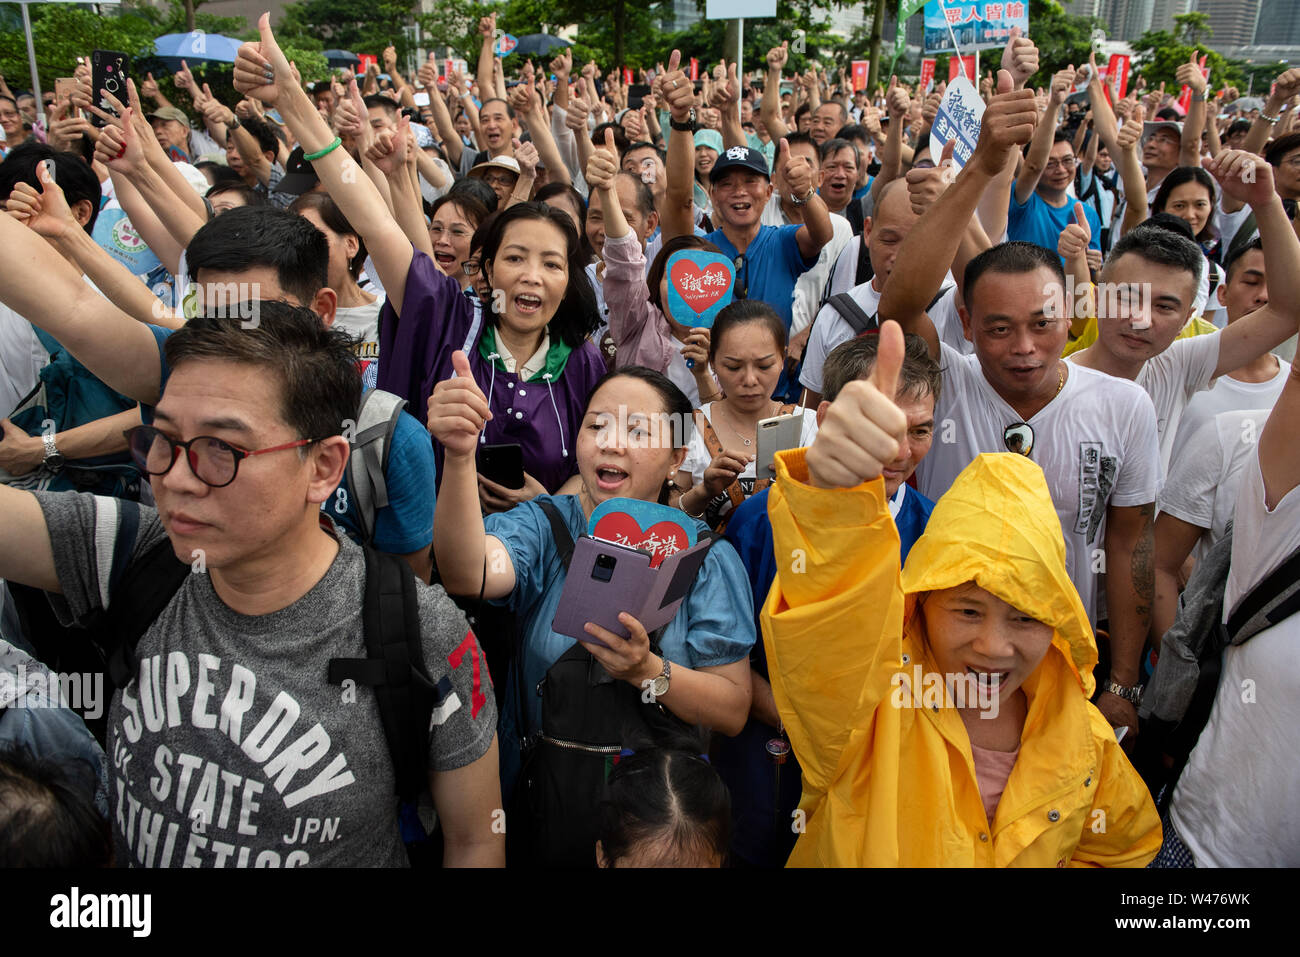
[551,538,654,647]
[755,412,803,480]
[478,443,524,489]
[91,51,131,128]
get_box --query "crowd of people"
[0,11,1297,869]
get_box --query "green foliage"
[1022,0,1106,90]
[1129,30,1242,91]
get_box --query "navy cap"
[708,144,771,184]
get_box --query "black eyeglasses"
[1003,422,1035,457]
[461,259,481,276]
[733,254,748,300]
[124,425,322,489]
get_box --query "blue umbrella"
[153,32,243,65]
[324,49,362,69]
[512,34,572,57]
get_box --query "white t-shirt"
[332,294,385,392]
[1070,332,1220,475]
[799,283,962,396]
[0,301,48,417]
[1171,451,1300,866]
[792,214,853,335]
[1174,357,1290,453]
[682,404,818,528]
[917,347,1162,624]
[1159,408,1272,561]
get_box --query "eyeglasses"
[430,223,473,240]
[462,259,481,276]
[733,254,748,300]
[1003,422,1035,457]
[483,173,517,188]
[124,425,322,489]
[1044,156,1076,171]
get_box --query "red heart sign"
[670,261,731,314]
[592,513,688,568]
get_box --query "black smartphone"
[478,443,524,489]
[91,50,131,128]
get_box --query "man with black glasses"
[0,284,503,866]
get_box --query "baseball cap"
[147,106,192,128]
[276,146,321,196]
[1141,120,1182,144]
[708,144,770,184]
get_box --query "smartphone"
[755,411,803,480]
[478,442,524,489]
[91,50,131,128]
[551,537,654,647]
[54,77,77,106]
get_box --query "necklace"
[1055,363,1065,396]
[718,400,775,447]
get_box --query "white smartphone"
[755,411,803,480]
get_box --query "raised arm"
[1113,105,1149,237]
[510,78,571,187]
[761,43,791,141]
[1058,202,1095,337]
[419,60,464,170]
[879,72,1039,357]
[234,15,415,313]
[764,322,908,795]
[1176,52,1208,168]
[0,212,162,403]
[1206,151,1300,376]
[365,115,436,261]
[712,62,746,151]
[660,51,696,242]
[1242,68,1300,156]
[1014,65,1071,205]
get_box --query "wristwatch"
[788,187,816,206]
[649,657,672,699]
[1105,680,1143,707]
[227,116,241,130]
[42,433,65,472]
[669,108,697,132]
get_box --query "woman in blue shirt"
[430,358,756,807]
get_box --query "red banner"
[689,58,699,82]
[1106,54,1130,101]
[948,55,976,83]
[920,58,936,91]
[358,53,378,73]
[851,60,869,92]
[622,66,633,85]
[444,58,454,79]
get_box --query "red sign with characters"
[920,58,937,91]
[948,55,976,83]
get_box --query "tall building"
[1254,0,1300,46]
[1196,0,1263,49]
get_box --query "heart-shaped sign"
[665,250,735,330]
[589,499,696,568]
[494,33,519,57]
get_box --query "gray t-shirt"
[33,491,496,868]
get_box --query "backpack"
[1136,529,1300,806]
[97,531,442,866]
[344,389,408,546]
[508,500,719,867]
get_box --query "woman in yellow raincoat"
[762,322,1161,867]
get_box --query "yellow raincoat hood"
[760,447,1161,867]
[901,453,1098,698]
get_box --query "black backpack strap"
[827,292,877,337]
[537,500,575,571]
[326,547,433,803]
[103,536,192,689]
[854,235,873,287]
[926,285,952,313]
[1224,542,1300,645]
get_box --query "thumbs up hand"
[1057,201,1092,262]
[428,350,493,457]
[805,320,909,490]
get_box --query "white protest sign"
[930,76,985,172]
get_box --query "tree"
[1022,0,1106,89]
[1174,11,1211,47]
[1129,30,1243,91]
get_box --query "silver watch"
[42,433,66,472]
[650,657,671,699]
[1105,680,1143,706]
